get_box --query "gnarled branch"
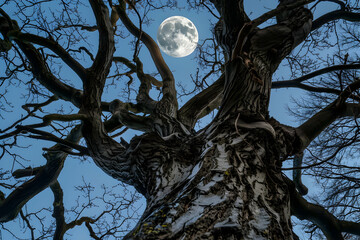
[178,74,224,128]
[7,31,87,81]
[296,79,360,151]
[288,177,360,240]
[0,125,83,222]
[88,0,115,79]
[115,1,177,113]
[0,14,83,107]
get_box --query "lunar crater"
[157,16,199,58]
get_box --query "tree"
[1,0,360,239]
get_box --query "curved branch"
[311,0,346,11]
[296,79,360,151]
[113,56,136,70]
[273,81,343,94]
[292,153,308,195]
[312,10,360,31]
[50,181,66,240]
[273,81,360,102]
[288,177,360,239]
[12,167,42,179]
[113,56,161,113]
[7,31,87,81]
[115,2,177,110]
[16,125,89,154]
[272,63,360,101]
[0,125,83,222]
[252,0,315,27]
[88,0,115,78]
[178,74,224,128]
[109,99,152,132]
[0,16,83,107]
[274,63,360,85]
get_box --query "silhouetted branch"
[16,125,88,154]
[0,125,82,222]
[0,14,83,107]
[50,181,66,240]
[296,79,360,151]
[312,10,360,31]
[288,177,360,239]
[12,167,42,179]
[88,0,115,80]
[109,99,152,132]
[7,31,87,81]
[115,1,177,113]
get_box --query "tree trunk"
[123,118,297,240]
[79,3,312,239]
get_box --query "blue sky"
[0,0,341,239]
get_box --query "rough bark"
[121,117,298,240]
[80,1,314,239]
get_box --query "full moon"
[157,16,198,58]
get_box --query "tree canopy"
[1,0,360,239]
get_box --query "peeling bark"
[120,119,298,239]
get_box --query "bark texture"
[120,118,298,239]
[78,1,313,239]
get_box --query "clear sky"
[0,0,340,239]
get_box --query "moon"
[157,16,199,58]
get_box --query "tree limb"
[50,181,67,240]
[272,63,360,101]
[16,125,89,154]
[109,99,152,132]
[0,125,83,222]
[86,222,101,240]
[312,10,360,31]
[88,0,115,79]
[288,177,360,239]
[252,0,315,27]
[0,14,83,107]
[115,1,177,112]
[178,74,224,128]
[12,167,42,179]
[311,0,346,11]
[341,103,360,117]
[7,31,87,81]
[19,210,35,239]
[292,153,308,195]
[296,79,360,151]
[273,63,360,85]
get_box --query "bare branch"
[0,125,83,222]
[272,61,360,100]
[16,125,89,154]
[50,181,66,240]
[296,79,360,151]
[273,63,360,85]
[0,15,83,107]
[178,74,224,128]
[292,153,309,195]
[115,2,177,112]
[88,0,115,79]
[312,10,360,31]
[109,99,152,132]
[7,31,87,81]
[12,167,42,179]
[288,177,360,239]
